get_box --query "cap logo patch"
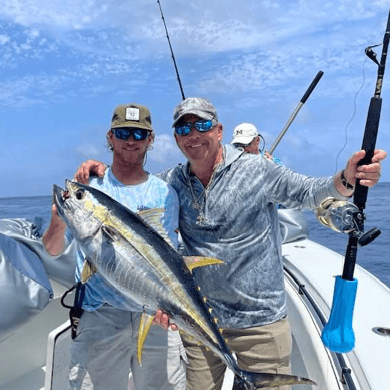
[235,130,243,135]
[126,107,140,121]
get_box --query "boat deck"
[1,238,390,390]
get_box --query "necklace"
[189,148,225,224]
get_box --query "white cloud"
[0,34,10,45]
[76,143,102,157]
[0,0,110,29]
[0,0,385,112]
[149,133,181,163]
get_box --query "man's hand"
[42,204,67,256]
[153,309,178,331]
[75,160,107,184]
[344,149,387,187]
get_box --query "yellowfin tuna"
[53,180,316,389]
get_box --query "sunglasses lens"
[175,125,191,136]
[113,128,149,141]
[114,128,131,140]
[132,129,148,140]
[194,120,213,132]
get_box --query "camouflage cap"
[172,97,218,127]
[111,103,153,131]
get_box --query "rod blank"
[269,71,324,155]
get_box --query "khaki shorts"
[181,316,292,390]
[69,304,187,390]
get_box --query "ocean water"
[0,183,389,287]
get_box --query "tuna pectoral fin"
[80,258,97,284]
[235,370,316,389]
[137,208,175,248]
[137,312,155,365]
[183,256,224,272]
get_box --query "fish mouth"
[53,184,66,210]
[53,181,72,211]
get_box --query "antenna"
[157,0,186,100]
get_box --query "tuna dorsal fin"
[183,256,224,272]
[80,258,97,284]
[137,312,155,365]
[137,208,175,248]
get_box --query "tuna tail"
[234,369,316,389]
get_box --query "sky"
[0,0,389,198]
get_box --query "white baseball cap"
[231,123,259,145]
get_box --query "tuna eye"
[75,189,85,200]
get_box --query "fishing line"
[334,18,385,173]
[334,55,371,174]
[259,133,266,153]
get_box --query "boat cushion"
[0,231,52,340]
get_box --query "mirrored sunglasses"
[112,128,150,141]
[174,119,214,136]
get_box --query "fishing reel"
[316,197,381,247]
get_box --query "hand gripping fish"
[53,180,316,389]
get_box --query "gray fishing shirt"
[158,144,345,329]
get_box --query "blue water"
[0,183,389,287]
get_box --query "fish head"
[53,180,107,241]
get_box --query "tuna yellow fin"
[183,256,224,272]
[80,258,97,284]
[137,208,175,248]
[137,312,155,365]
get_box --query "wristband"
[341,169,355,191]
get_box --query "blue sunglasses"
[112,128,150,141]
[174,119,215,136]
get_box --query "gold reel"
[316,197,359,233]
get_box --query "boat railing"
[284,264,358,390]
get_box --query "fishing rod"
[321,9,390,353]
[157,0,186,100]
[269,70,324,155]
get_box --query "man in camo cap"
[157,97,385,390]
[172,97,218,126]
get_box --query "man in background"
[231,122,263,154]
[231,122,282,164]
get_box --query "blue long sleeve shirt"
[158,144,344,329]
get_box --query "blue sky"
[0,0,389,198]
